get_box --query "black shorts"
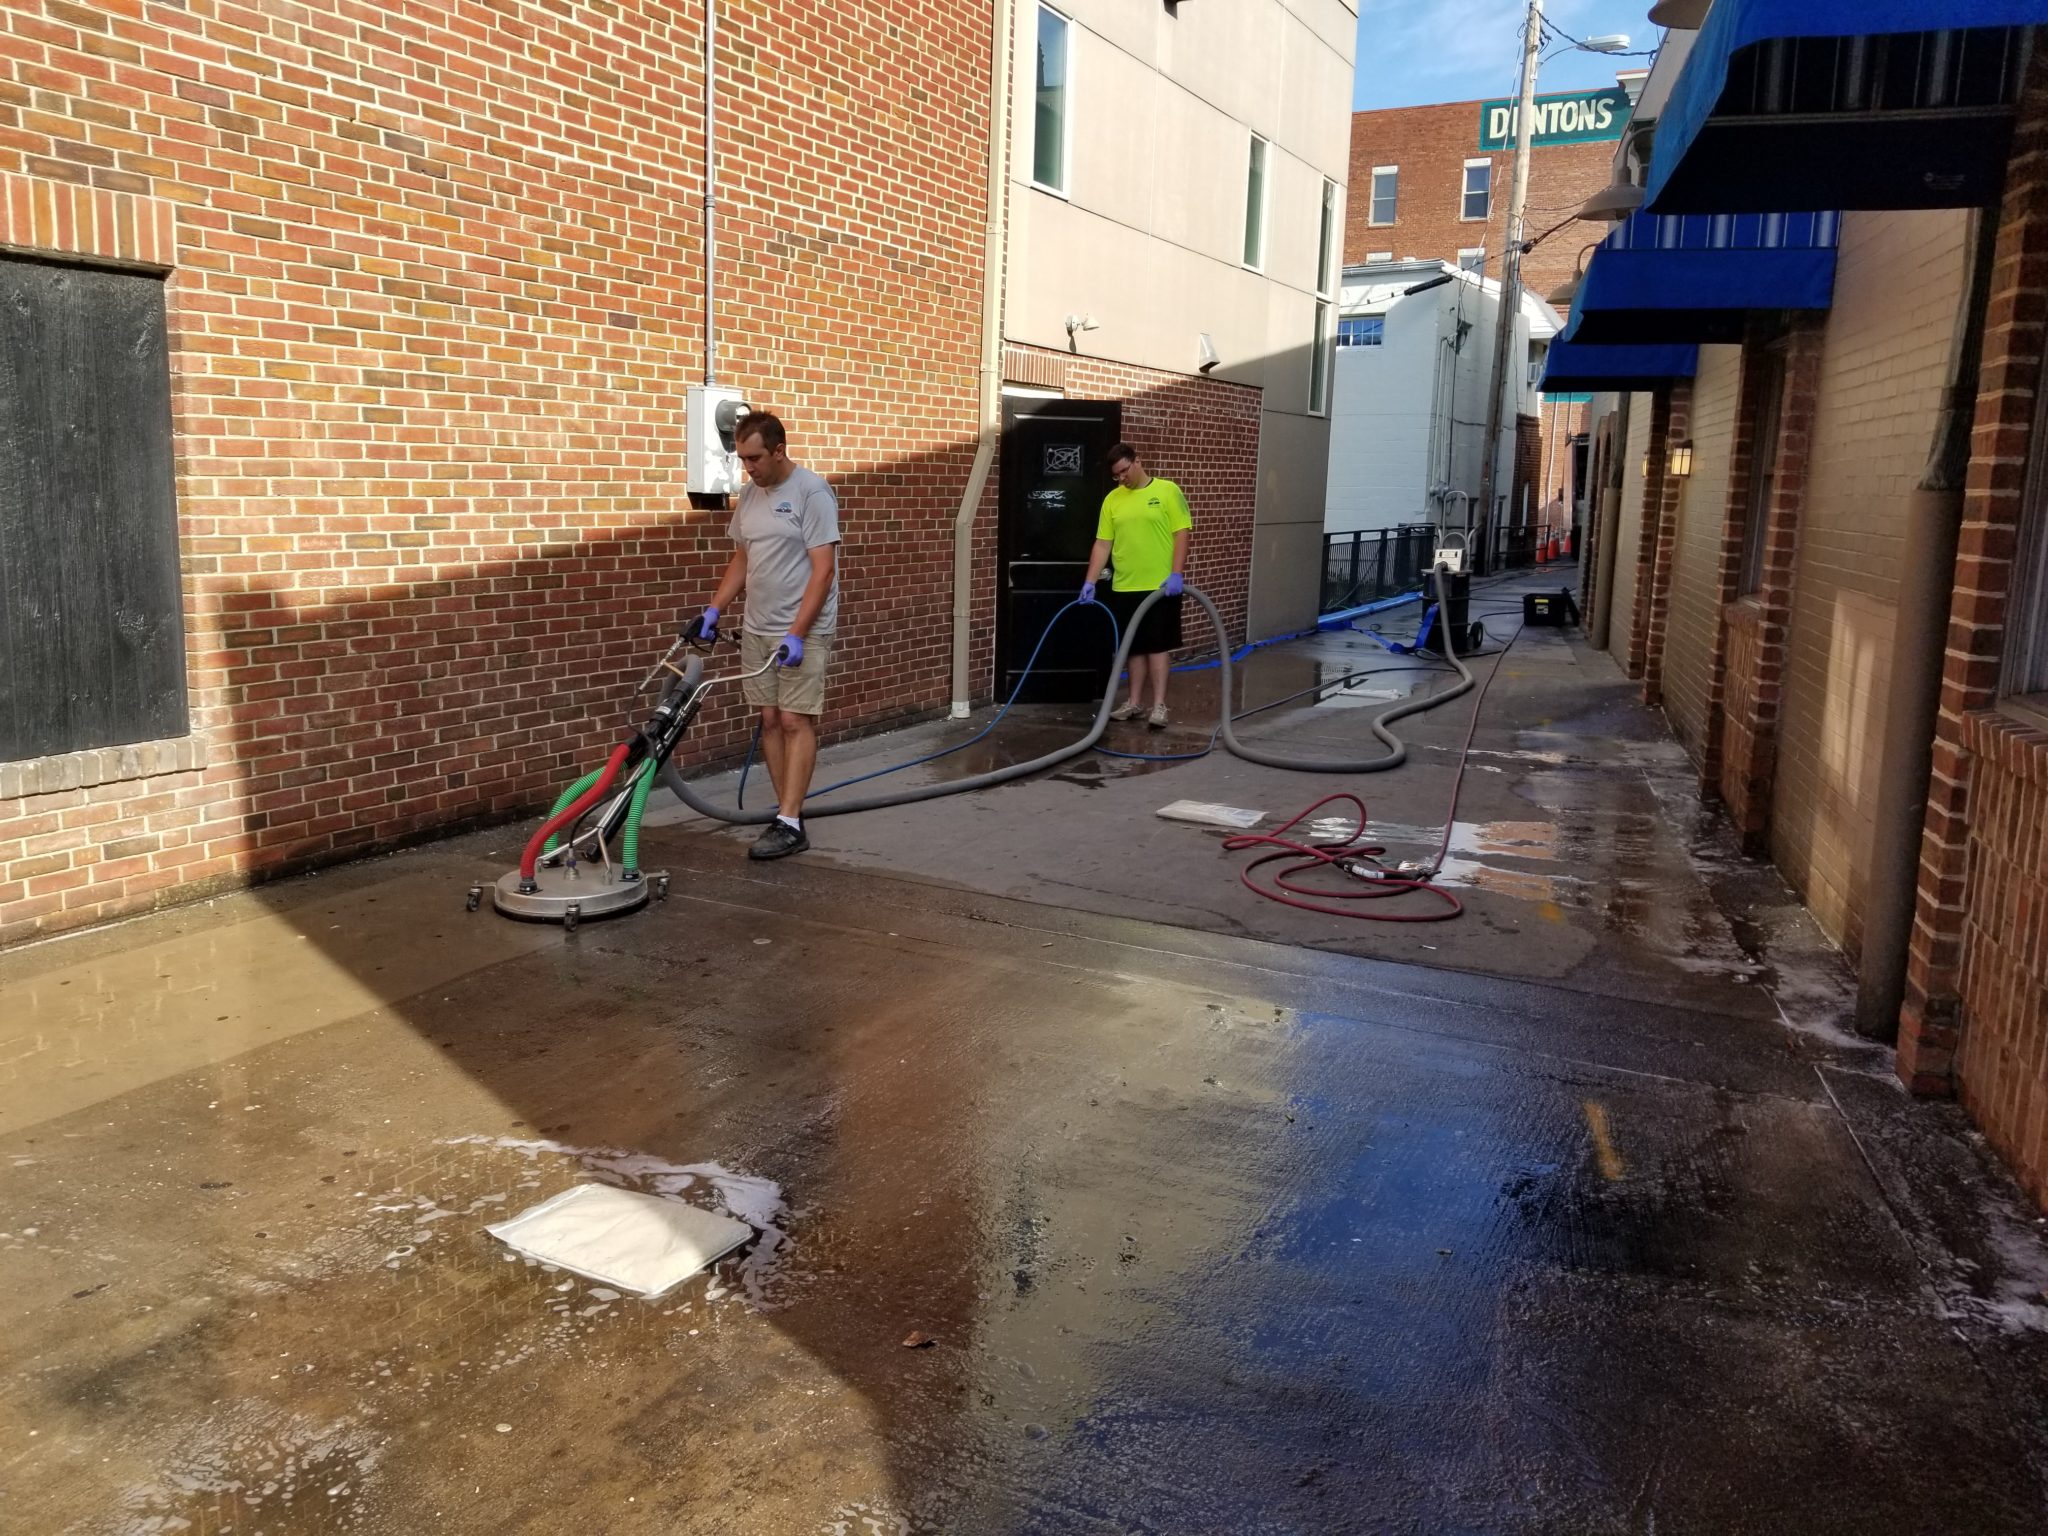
[1106,589,1184,655]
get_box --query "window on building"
[1309,301,1331,415]
[1370,166,1398,226]
[1243,134,1268,269]
[1337,315,1384,348]
[1739,345,1790,595]
[1033,6,1070,194]
[1462,159,1492,221]
[0,256,186,762]
[1317,178,1338,297]
[2003,363,2048,707]
[1458,247,1486,274]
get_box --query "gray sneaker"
[1109,700,1143,722]
[748,821,809,860]
[1147,705,1170,730]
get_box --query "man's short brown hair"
[736,410,787,453]
[1108,441,1139,468]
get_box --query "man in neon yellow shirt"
[1080,442,1191,728]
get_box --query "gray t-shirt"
[728,464,840,635]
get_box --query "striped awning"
[1563,210,1839,346]
[1647,1,2048,212]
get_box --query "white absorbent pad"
[487,1182,754,1297]
[1155,800,1265,830]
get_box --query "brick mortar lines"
[1899,42,2048,1125]
[0,0,997,941]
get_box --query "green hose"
[621,763,655,872]
[541,761,656,873]
[540,768,601,855]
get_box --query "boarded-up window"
[0,257,185,761]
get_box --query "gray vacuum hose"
[662,567,1472,824]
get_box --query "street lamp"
[1647,0,1711,30]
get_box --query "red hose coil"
[519,743,632,882]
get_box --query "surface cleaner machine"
[476,631,786,928]
[481,569,1487,930]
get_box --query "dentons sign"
[1478,88,1630,151]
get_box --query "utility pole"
[1474,0,1543,574]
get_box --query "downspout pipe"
[951,0,1015,718]
[1855,207,2003,1041]
[704,0,717,386]
[1588,391,1632,650]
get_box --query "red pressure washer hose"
[518,742,632,885]
[1223,794,1463,922]
[1222,613,1525,924]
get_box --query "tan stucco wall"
[1006,1,1358,635]
[1662,345,1743,757]
[1609,393,1652,668]
[1771,209,1973,955]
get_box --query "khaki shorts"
[740,629,833,716]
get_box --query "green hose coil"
[542,761,655,872]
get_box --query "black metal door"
[997,398,1121,702]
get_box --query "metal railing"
[1319,525,1437,614]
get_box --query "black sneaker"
[748,820,809,860]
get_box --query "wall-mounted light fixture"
[1643,441,1695,479]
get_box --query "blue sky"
[1354,0,1660,111]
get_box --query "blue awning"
[1647,2,2048,213]
[1563,210,1839,346]
[1539,340,1698,394]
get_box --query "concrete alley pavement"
[5,572,2048,1533]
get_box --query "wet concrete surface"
[5,570,2048,1532]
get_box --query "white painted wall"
[1005,0,1360,635]
[1322,262,1555,535]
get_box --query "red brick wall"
[1899,43,2048,1174]
[1952,710,2048,1203]
[1344,100,1615,303]
[1718,322,1824,848]
[1511,412,1541,527]
[1625,385,1673,682]
[997,344,1261,652]
[0,0,992,943]
[1639,380,1692,712]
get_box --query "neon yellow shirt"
[1096,477,1192,591]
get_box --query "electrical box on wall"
[687,384,750,496]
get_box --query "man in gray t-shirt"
[687,411,840,861]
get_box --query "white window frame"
[1458,246,1487,274]
[1337,315,1384,348]
[1309,299,1331,416]
[1369,165,1398,227]
[1031,4,1073,198]
[2002,364,2048,711]
[1242,133,1269,272]
[1461,158,1492,222]
[1316,178,1338,299]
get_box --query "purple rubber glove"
[777,632,805,667]
[1079,581,1097,604]
[1162,572,1184,597]
[686,605,720,642]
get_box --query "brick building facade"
[1582,44,2048,1207]
[0,0,1280,947]
[1344,97,1619,312]
[1344,94,1624,529]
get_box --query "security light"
[1581,34,1632,53]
